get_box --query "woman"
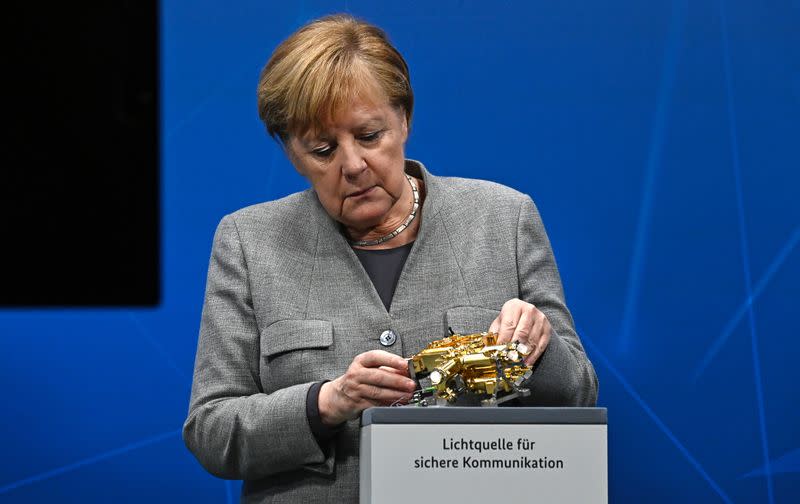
[183,14,598,503]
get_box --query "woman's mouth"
[348,186,375,198]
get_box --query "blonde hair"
[257,14,413,142]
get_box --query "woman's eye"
[311,145,334,158]
[359,130,383,142]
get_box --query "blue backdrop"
[2,0,798,502]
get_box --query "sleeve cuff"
[306,380,345,445]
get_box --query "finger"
[532,319,552,365]
[511,308,533,344]
[340,365,414,403]
[523,313,544,363]
[352,394,383,412]
[379,365,410,376]
[379,365,415,381]
[357,366,416,393]
[356,390,411,410]
[525,346,540,366]
[496,303,522,344]
[342,377,404,408]
[525,317,550,366]
[355,382,414,405]
[488,316,500,335]
[357,350,409,371]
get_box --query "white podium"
[360,407,607,504]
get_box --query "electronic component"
[406,331,533,407]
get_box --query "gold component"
[407,331,533,405]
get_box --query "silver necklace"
[348,174,420,247]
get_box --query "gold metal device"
[406,331,533,407]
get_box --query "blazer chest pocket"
[260,319,334,391]
[444,306,500,336]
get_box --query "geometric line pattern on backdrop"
[618,0,686,354]
[129,309,222,499]
[128,311,191,382]
[582,334,733,503]
[719,0,774,502]
[0,429,181,496]
[742,447,800,478]
[693,226,800,380]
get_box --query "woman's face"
[286,95,409,234]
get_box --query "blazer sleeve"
[182,214,335,480]
[515,196,599,406]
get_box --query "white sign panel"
[361,423,607,504]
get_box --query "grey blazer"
[183,160,598,503]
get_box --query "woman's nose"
[339,141,367,179]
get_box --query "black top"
[306,242,415,445]
[352,241,415,311]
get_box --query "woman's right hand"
[318,350,416,425]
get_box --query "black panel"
[1,2,159,306]
[361,407,608,426]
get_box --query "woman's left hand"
[489,298,551,366]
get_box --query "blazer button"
[379,330,397,347]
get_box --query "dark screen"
[1,2,159,306]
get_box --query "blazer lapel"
[390,160,472,317]
[304,186,388,322]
